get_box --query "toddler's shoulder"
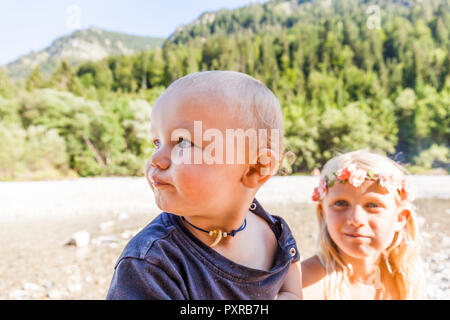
[115,212,178,266]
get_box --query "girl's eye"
[334,200,349,208]
[152,139,160,149]
[177,137,193,148]
[366,202,381,209]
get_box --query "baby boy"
[107,71,302,299]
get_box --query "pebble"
[91,235,118,245]
[47,289,65,299]
[9,289,28,300]
[117,213,129,222]
[426,251,450,299]
[442,236,450,248]
[8,282,47,300]
[99,220,115,231]
[23,282,43,292]
[65,230,90,248]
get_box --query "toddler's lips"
[149,175,171,187]
[152,181,170,187]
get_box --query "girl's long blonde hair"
[316,150,426,299]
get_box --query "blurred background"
[0,0,448,300]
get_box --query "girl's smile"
[343,232,372,239]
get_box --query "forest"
[0,0,448,180]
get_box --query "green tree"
[26,67,45,91]
[49,60,76,91]
[0,67,13,98]
[32,0,448,176]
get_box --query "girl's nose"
[348,204,367,227]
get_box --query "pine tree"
[26,67,44,91]
[49,60,75,91]
[0,67,13,98]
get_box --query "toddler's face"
[321,180,406,260]
[145,87,251,217]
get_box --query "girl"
[301,150,426,299]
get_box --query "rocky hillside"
[5,27,164,80]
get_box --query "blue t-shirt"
[106,198,300,300]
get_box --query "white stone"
[66,230,90,248]
[99,220,115,230]
[91,235,117,245]
[47,289,64,299]
[23,282,43,292]
[9,289,27,300]
[117,213,129,222]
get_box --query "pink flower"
[336,167,352,181]
[312,177,328,201]
[336,164,367,187]
[348,167,367,187]
[378,173,388,189]
[377,173,396,193]
[388,174,403,193]
[312,187,320,201]
[319,178,328,197]
[400,179,414,201]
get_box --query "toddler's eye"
[177,137,193,148]
[152,139,160,149]
[334,200,349,208]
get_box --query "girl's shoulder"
[301,255,327,300]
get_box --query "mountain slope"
[168,0,441,44]
[5,27,164,80]
[168,0,315,43]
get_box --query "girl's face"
[145,87,250,218]
[321,180,409,260]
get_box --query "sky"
[0,0,267,66]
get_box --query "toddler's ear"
[241,148,279,188]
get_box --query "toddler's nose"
[148,147,170,170]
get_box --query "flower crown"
[312,163,414,202]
